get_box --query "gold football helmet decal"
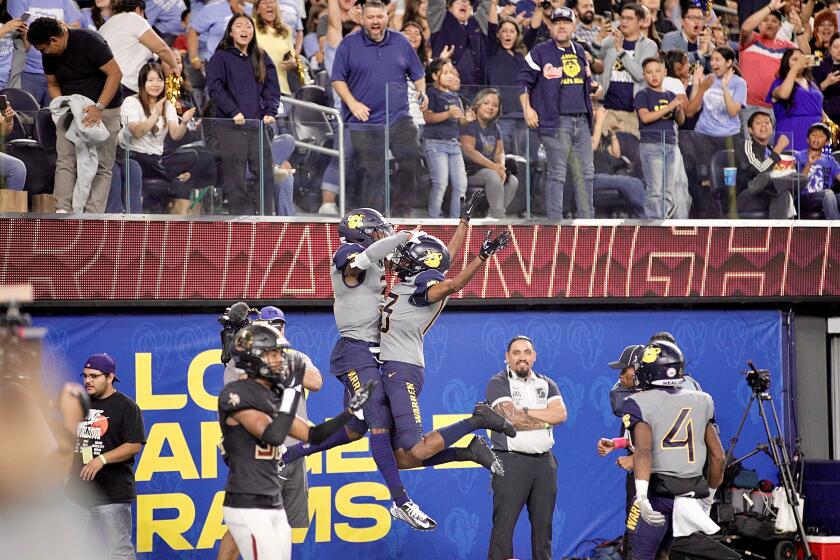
[642,346,661,363]
[346,213,365,229]
[236,329,253,349]
[622,413,631,428]
[423,250,443,268]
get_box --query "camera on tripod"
[219,301,254,364]
[740,362,771,393]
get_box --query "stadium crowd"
[2,0,840,219]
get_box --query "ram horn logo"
[346,213,365,229]
[422,249,443,268]
[641,346,661,363]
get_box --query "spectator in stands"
[460,88,519,219]
[488,16,526,154]
[734,110,795,218]
[815,33,840,125]
[332,0,425,215]
[639,4,661,46]
[99,0,179,96]
[519,7,594,219]
[809,9,837,63]
[661,3,711,65]
[144,0,186,42]
[591,104,646,218]
[79,0,111,30]
[662,48,694,217]
[740,0,808,113]
[29,17,123,213]
[254,0,296,95]
[596,3,658,139]
[187,0,249,71]
[634,56,684,219]
[392,0,432,42]
[276,0,304,54]
[689,46,747,175]
[769,48,824,151]
[9,0,80,107]
[121,62,198,212]
[569,0,601,46]
[523,0,563,49]
[207,14,279,215]
[641,0,675,36]
[0,5,27,90]
[424,57,469,218]
[315,0,358,71]
[403,21,431,134]
[303,4,324,60]
[0,102,27,190]
[428,0,492,86]
[794,121,840,218]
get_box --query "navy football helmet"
[232,324,294,385]
[635,340,685,389]
[392,234,451,278]
[338,208,394,248]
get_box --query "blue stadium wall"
[36,309,787,560]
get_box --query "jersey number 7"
[660,407,695,463]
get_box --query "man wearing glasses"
[66,353,146,560]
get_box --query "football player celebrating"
[378,228,517,527]
[218,324,371,560]
[614,340,729,560]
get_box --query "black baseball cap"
[608,344,644,370]
[550,6,576,22]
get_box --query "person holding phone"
[0,98,28,191]
[814,32,840,125]
[0,3,27,90]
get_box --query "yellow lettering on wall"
[334,482,391,543]
[200,421,222,479]
[306,450,324,475]
[326,435,376,473]
[292,485,333,543]
[432,414,480,469]
[135,352,187,410]
[188,349,222,411]
[196,491,227,549]
[136,493,195,552]
[135,423,199,481]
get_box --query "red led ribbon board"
[1,219,839,301]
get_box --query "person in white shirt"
[120,61,198,211]
[98,0,179,94]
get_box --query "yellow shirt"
[256,27,294,95]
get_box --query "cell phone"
[0,95,7,111]
[20,12,30,22]
[807,54,820,67]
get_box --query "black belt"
[498,450,551,458]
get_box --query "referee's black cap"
[608,344,644,370]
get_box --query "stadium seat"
[0,88,39,140]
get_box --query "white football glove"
[635,496,666,526]
[700,487,717,516]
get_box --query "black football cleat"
[471,402,517,438]
[464,435,504,476]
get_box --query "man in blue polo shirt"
[518,6,595,219]
[331,0,426,215]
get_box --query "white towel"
[672,496,720,538]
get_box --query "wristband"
[612,437,628,449]
[635,478,649,499]
[99,454,107,465]
[190,56,201,63]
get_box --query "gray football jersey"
[330,243,386,343]
[622,388,715,478]
[379,270,447,367]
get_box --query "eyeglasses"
[80,373,108,380]
[684,15,704,21]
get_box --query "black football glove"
[478,230,511,261]
[459,190,486,222]
[348,380,375,412]
[278,349,307,390]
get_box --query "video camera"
[218,301,255,364]
[740,360,771,393]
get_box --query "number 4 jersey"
[621,387,716,479]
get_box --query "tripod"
[724,361,813,560]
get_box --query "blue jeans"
[639,142,677,219]
[802,189,840,219]
[271,133,296,216]
[67,500,135,559]
[424,138,468,218]
[21,72,50,107]
[0,152,27,189]
[106,159,143,213]
[539,115,594,219]
[594,173,646,218]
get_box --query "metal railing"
[278,95,346,217]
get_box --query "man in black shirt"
[66,353,145,560]
[27,17,123,214]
